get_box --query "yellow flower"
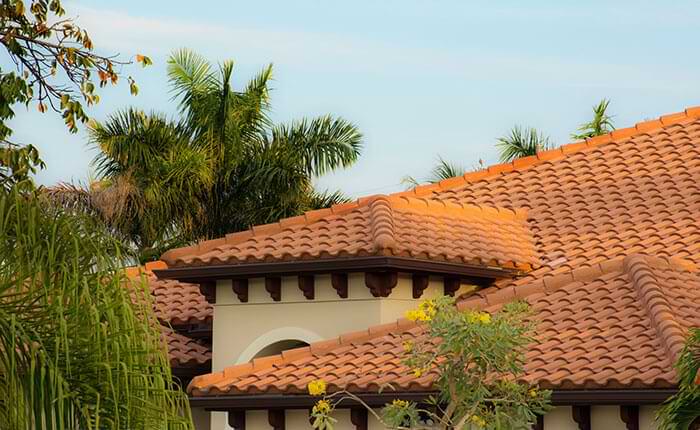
[313,399,331,414]
[307,379,327,396]
[412,368,423,377]
[470,415,486,427]
[419,300,437,318]
[392,399,409,408]
[479,312,491,324]
[528,388,537,398]
[405,309,420,321]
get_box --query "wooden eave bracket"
[365,271,398,297]
[231,279,249,302]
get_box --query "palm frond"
[429,156,465,182]
[658,329,700,429]
[496,126,551,162]
[306,189,351,210]
[0,187,192,429]
[271,115,363,176]
[571,99,615,140]
[167,48,216,115]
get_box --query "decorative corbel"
[443,277,461,297]
[620,405,639,430]
[231,279,248,303]
[365,271,398,297]
[268,409,285,430]
[331,273,348,298]
[265,277,282,301]
[298,275,315,300]
[228,410,245,430]
[198,281,216,303]
[350,407,368,430]
[412,274,429,299]
[572,405,591,430]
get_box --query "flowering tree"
[308,297,551,430]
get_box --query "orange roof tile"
[163,196,540,271]
[188,255,698,395]
[161,325,211,368]
[170,106,700,392]
[127,262,212,326]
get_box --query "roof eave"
[188,388,678,410]
[154,256,522,283]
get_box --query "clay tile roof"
[127,262,212,326]
[161,325,211,368]
[188,254,700,395]
[126,262,212,367]
[163,196,540,271]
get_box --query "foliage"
[0,184,192,429]
[309,297,551,429]
[571,99,615,140]
[496,126,551,162]
[0,0,149,188]
[79,48,362,255]
[658,328,700,429]
[402,156,466,188]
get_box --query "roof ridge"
[369,196,396,251]
[623,254,687,363]
[163,105,700,265]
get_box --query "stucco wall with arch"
[236,326,322,363]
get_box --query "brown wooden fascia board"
[154,256,514,283]
[189,389,677,410]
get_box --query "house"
[153,107,700,430]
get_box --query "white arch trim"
[236,327,324,364]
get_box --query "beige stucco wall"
[202,405,662,430]
[212,273,471,371]
[207,273,472,430]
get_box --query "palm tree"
[496,126,551,162]
[86,49,362,247]
[0,184,192,429]
[571,99,615,140]
[402,156,467,187]
[46,109,214,263]
[658,329,700,429]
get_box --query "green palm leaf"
[496,126,551,162]
[0,186,192,429]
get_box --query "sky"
[10,0,700,197]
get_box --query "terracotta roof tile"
[164,196,540,271]
[188,255,698,395]
[161,325,211,368]
[128,264,212,326]
[126,263,212,367]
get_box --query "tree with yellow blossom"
[308,296,551,429]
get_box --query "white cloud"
[70,3,700,92]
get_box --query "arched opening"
[236,327,323,364]
[252,339,309,359]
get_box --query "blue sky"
[11,1,700,197]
